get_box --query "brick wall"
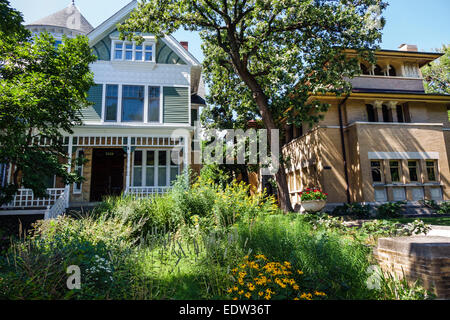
[374,236,450,299]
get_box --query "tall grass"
[236,214,375,299]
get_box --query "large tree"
[422,45,450,95]
[0,0,96,205]
[120,0,386,212]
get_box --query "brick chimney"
[180,41,189,51]
[398,44,418,52]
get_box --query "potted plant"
[298,188,328,213]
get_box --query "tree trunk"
[233,64,293,212]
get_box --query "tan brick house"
[282,44,450,207]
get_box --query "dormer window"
[112,40,155,62]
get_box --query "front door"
[90,148,124,202]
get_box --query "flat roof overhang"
[309,91,450,104]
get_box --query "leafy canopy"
[121,0,386,128]
[0,0,96,204]
[120,0,387,212]
[422,45,450,96]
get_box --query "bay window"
[122,85,144,122]
[105,85,118,121]
[148,86,160,122]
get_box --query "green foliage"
[332,203,372,219]
[0,175,433,300]
[236,214,378,299]
[376,202,405,218]
[421,45,450,96]
[0,215,135,299]
[360,219,431,239]
[0,2,97,205]
[420,199,450,215]
[376,269,434,300]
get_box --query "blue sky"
[9,0,450,63]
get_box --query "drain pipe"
[338,94,351,204]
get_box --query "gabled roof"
[27,2,94,34]
[88,0,200,67]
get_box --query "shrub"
[332,203,372,219]
[93,194,183,241]
[0,215,135,299]
[376,202,405,218]
[421,200,450,215]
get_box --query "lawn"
[387,217,450,226]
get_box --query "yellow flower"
[233,297,238,300]
[238,290,244,295]
[227,288,233,293]
[314,291,326,296]
[245,292,251,299]
[293,284,300,291]
[258,291,264,297]
[297,270,304,275]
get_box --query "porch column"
[374,100,384,122]
[125,136,131,193]
[65,135,73,208]
[388,101,398,122]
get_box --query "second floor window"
[113,41,155,62]
[105,85,118,121]
[122,85,144,122]
[148,87,160,122]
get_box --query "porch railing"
[125,187,171,198]
[44,190,68,220]
[1,188,65,209]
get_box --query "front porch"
[0,132,189,219]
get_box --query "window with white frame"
[122,85,145,122]
[102,85,162,123]
[105,84,118,121]
[73,149,84,194]
[112,41,155,62]
[148,86,160,122]
[132,150,180,187]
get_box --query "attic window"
[112,40,155,62]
